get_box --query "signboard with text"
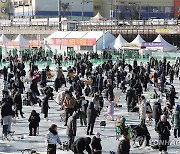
[52,38,96,46]
[142,42,164,47]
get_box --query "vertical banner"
[102,31,106,50]
[37,34,40,48]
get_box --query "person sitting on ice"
[91,132,102,154]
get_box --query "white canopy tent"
[5,34,29,56]
[13,34,29,48]
[153,34,177,52]
[91,12,106,21]
[130,34,146,46]
[108,34,128,50]
[0,34,10,58]
[0,34,9,46]
[45,31,115,54]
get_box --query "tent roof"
[92,12,106,21]
[130,34,146,45]
[153,34,177,52]
[47,31,112,40]
[64,31,88,39]
[0,34,9,42]
[47,31,71,39]
[13,34,29,46]
[0,34,9,45]
[94,12,104,18]
[108,34,128,49]
[82,31,108,40]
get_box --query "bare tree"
[61,3,70,17]
[127,3,140,20]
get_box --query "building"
[10,0,94,18]
[0,0,11,18]
[94,0,180,19]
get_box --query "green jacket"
[173,110,180,129]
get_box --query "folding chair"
[2,125,15,141]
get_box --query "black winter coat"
[28,113,40,128]
[14,94,23,110]
[117,138,130,154]
[156,121,171,140]
[72,137,91,154]
[91,136,102,154]
[153,102,162,120]
[87,103,98,124]
[1,102,13,118]
[41,96,49,114]
[30,81,39,95]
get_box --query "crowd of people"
[0,52,180,154]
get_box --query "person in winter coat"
[40,69,47,88]
[169,68,174,84]
[46,124,61,154]
[1,92,14,132]
[172,105,180,138]
[71,137,91,154]
[54,77,61,92]
[117,131,130,154]
[168,85,177,108]
[79,97,88,126]
[28,110,40,136]
[55,66,64,79]
[91,132,102,154]
[66,112,78,149]
[87,102,98,135]
[2,66,8,81]
[154,71,158,87]
[156,115,171,153]
[30,79,40,97]
[153,100,162,130]
[126,87,136,112]
[93,93,100,115]
[63,92,76,126]
[84,85,91,96]
[139,96,147,124]
[97,74,103,94]
[55,90,67,106]
[107,97,114,121]
[14,92,24,118]
[133,123,151,146]
[42,95,50,119]
[160,72,166,91]
[16,78,25,94]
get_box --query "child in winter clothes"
[107,98,114,121]
[46,124,61,154]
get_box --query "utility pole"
[23,0,25,18]
[58,0,62,31]
[110,0,113,33]
[82,0,85,21]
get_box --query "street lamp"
[58,0,62,31]
[81,0,90,21]
[82,0,84,21]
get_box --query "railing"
[0,18,179,28]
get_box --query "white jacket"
[46,132,61,145]
[139,99,147,120]
[56,91,65,105]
